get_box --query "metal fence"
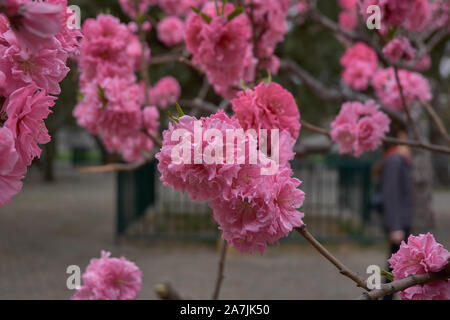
[117,157,383,243]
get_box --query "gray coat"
[380,154,413,233]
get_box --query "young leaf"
[227,6,244,21]
[168,112,179,123]
[221,0,227,15]
[175,102,185,117]
[214,0,220,16]
[381,269,395,282]
[190,6,212,23]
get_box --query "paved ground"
[0,164,449,300]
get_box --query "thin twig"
[357,263,450,300]
[420,99,450,145]
[392,66,421,142]
[295,226,369,291]
[212,239,228,300]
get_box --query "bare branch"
[295,226,370,291]
[357,263,450,300]
[212,239,228,300]
[420,99,450,145]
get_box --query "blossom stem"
[357,263,450,300]
[295,226,369,291]
[212,238,228,300]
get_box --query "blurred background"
[0,0,449,299]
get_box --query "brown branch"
[295,226,369,291]
[78,150,157,173]
[392,66,421,141]
[420,99,450,145]
[212,239,228,300]
[357,263,450,300]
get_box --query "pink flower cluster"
[148,76,181,110]
[0,0,79,206]
[74,14,159,163]
[232,82,301,141]
[372,68,432,110]
[389,233,450,300]
[157,16,185,47]
[72,251,142,300]
[340,43,378,91]
[245,0,292,74]
[119,0,158,19]
[339,0,358,30]
[185,2,254,98]
[159,0,208,17]
[156,82,305,254]
[360,0,431,32]
[331,100,390,157]
[382,37,415,64]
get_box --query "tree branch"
[295,226,369,291]
[212,239,228,300]
[357,263,450,300]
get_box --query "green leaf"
[386,26,397,42]
[214,0,220,16]
[175,102,185,117]
[240,79,250,90]
[221,0,227,15]
[227,6,244,21]
[190,6,212,23]
[97,85,108,110]
[381,269,395,282]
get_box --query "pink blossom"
[0,30,69,95]
[339,0,358,10]
[156,111,243,201]
[415,55,431,72]
[388,233,450,300]
[78,14,139,86]
[159,0,208,17]
[157,16,184,47]
[148,76,181,110]
[142,106,159,137]
[119,0,157,19]
[339,10,358,30]
[340,43,378,91]
[0,126,26,206]
[404,0,431,32]
[210,167,305,254]
[372,68,432,110]
[360,0,411,28]
[185,2,253,98]
[231,82,301,141]
[6,0,62,52]
[3,84,55,165]
[72,251,142,300]
[382,37,415,64]
[331,100,390,157]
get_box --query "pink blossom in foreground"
[0,30,69,95]
[157,16,185,47]
[72,251,142,300]
[382,37,415,64]
[232,82,301,141]
[372,68,432,110]
[3,85,55,165]
[340,42,378,91]
[388,233,450,300]
[156,111,243,202]
[331,100,390,157]
[185,2,253,98]
[210,167,305,254]
[0,126,26,206]
[5,0,62,52]
[148,76,181,109]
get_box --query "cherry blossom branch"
[357,263,450,300]
[212,239,228,300]
[279,59,405,124]
[300,119,450,155]
[295,225,369,291]
[392,66,421,141]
